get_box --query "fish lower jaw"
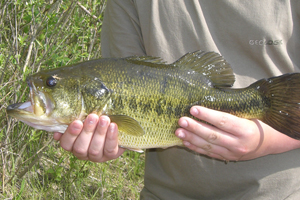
[20,119,68,133]
[7,102,67,133]
[7,100,46,117]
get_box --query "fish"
[6,50,300,151]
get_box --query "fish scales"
[98,59,200,148]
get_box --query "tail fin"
[258,73,300,139]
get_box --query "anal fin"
[120,146,144,153]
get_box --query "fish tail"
[257,73,300,139]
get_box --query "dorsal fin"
[172,51,235,87]
[125,56,167,67]
[125,50,235,87]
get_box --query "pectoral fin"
[109,115,145,136]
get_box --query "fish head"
[7,67,86,133]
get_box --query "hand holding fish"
[53,115,125,162]
[176,106,300,161]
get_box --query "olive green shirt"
[101,0,300,199]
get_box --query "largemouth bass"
[7,51,300,151]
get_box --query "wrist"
[259,121,300,155]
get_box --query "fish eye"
[46,76,57,87]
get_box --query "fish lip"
[7,101,32,112]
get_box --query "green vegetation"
[0,1,145,199]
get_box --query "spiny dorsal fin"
[172,51,235,87]
[125,56,167,67]
[125,51,235,87]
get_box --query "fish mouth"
[6,79,65,132]
[7,79,53,118]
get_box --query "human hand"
[175,106,269,161]
[53,114,125,162]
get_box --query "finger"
[176,127,231,157]
[72,114,99,159]
[177,117,236,147]
[177,115,257,161]
[103,123,123,159]
[183,141,228,161]
[190,106,248,136]
[88,116,110,162]
[60,120,83,151]
[53,132,63,141]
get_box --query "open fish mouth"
[6,80,67,132]
[7,80,52,118]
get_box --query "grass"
[0,1,145,199]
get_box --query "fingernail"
[179,119,188,128]
[109,123,115,133]
[72,122,82,130]
[87,115,97,124]
[177,131,185,139]
[99,118,108,127]
[190,107,199,116]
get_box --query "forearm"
[260,120,300,155]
